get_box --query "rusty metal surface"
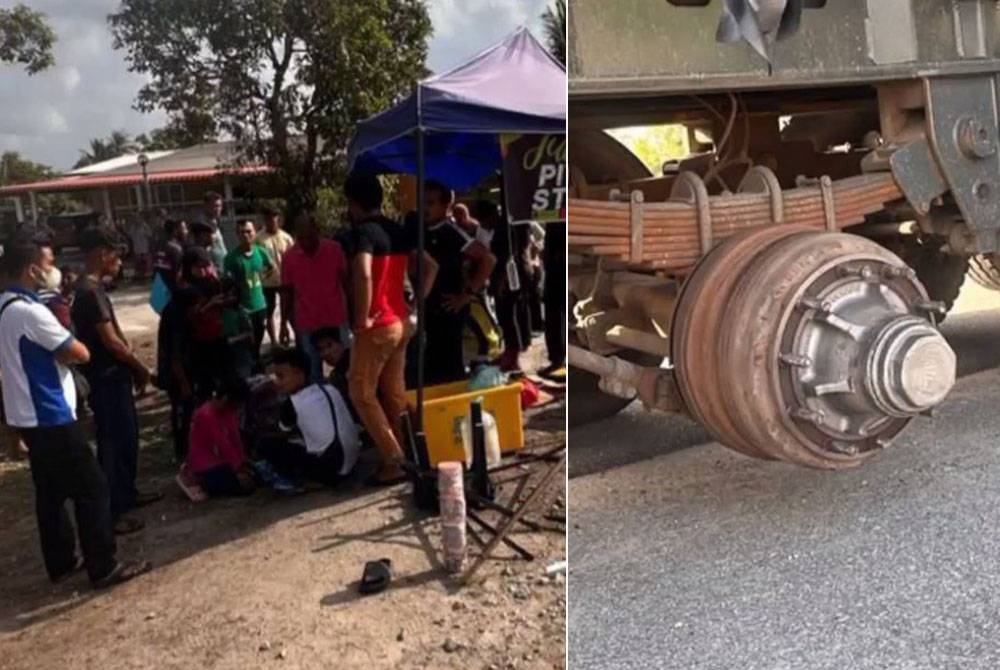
[968,253,1000,290]
[569,171,903,274]
[669,229,957,468]
[924,75,1000,253]
[569,0,1000,99]
[671,225,812,460]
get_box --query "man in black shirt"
[422,180,496,384]
[72,229,160,535]
[152,218,187,293]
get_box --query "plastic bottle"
[459,410,502,467]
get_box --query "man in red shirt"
[281,211,349,381]
[344,173,438,485]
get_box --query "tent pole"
[416,126,426,430]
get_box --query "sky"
[0,0,551,171]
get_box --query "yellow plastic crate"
[406,381,524,466]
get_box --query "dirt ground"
[0,284,566,670]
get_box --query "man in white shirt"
[259,347,360,489]
[0,237,150,588]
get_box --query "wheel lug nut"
[791,407,824,425]
[779,353,812,368]
[830,441,859,456]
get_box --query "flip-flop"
[92,560,152,589]
[358,558,392,595]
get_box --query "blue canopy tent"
[347,26,566,428]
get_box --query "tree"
[0,4,55,74]
[542,0,565,67]
[136,110,218,151]
[0,151,54,186]
[0,151,86,216]
[109,0,432,215]
[74,130,138,169]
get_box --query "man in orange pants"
[343,173,438,485]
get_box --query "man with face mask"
[0,236,151,588]
[72,229,160,536]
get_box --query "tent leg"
[416,127,426,430]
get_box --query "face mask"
[32,265,62,293]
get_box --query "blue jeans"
[88,373,139,519]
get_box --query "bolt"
[883,265,915,280]
[779,352,812,368]
[836,265,873,279]
[798,297,830,315]
[916,300,947,315]
[830,441,860,456]
[790,408,825,425]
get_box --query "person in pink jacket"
[177,379,255,499]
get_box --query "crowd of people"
[0,172,565,590]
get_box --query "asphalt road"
[568,296,1000,669]
[569,296,1000,479]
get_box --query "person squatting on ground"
[224,219,274,360]
[259,348,360,488]
[310,327,353,416]
[257,204,294,347]
[421,180,496,385]
[182,378,256,499]
[343,173,439,485]
[71,228,162,535]
[0,236,151,588]
[281,210,349,382]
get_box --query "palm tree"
[74,130,137,168]
[542,0,566,66]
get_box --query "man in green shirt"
[224,219,273,359]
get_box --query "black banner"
[501,133,566,222]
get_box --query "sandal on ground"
[113,516,145,536]
[92,560,152,590]
[51,555,85,584]
[358,558,392,595]
[134,491,164,508]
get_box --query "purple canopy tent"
[347,26,566,429]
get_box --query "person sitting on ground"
[177,378,256,501]
[258,348,360,490]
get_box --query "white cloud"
[0,0,555,171]
[427,0,549,71]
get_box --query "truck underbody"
[568,0,1000,468]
